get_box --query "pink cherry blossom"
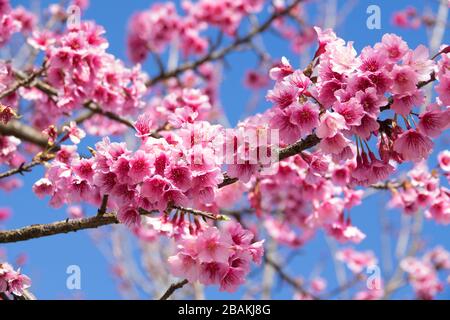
[336,248,377,273]
[393,129,434,162]
[438,151,450,172]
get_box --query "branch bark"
[0,120,49,149]
[0,213,121,243]
[159,279,189,300]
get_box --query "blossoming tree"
[0,0,449,300]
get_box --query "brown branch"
[146,0,303,87]
[0,213,122,244]
[0,206,223,244]
[380,72,437,112]
[0,120,49,149]
[0,151,56,180]
[172,206,228,221]
[265,256,319,300]
[159,279,189,300]
[219,134,321,189]
[83,101,136,130]
[0,67,47,100]
[0,160,42,180]
[97,195,109,216]
[323,273,364,299]
[14,289,37,300]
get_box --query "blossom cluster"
[33,119,228,226]
[392,6,422,29]
[248,150,366,247]
[401,246,450,300]
[0,262,31,297]
[25,21,148,134]
[265,28,449,188]
[388,152,450,225]
[336,247,378,274]
[0,0,445,298]
[168,222,264,292]
[0,0,36,48]
[0,136,24,167]
[127,0,265,63]
[336,247,385,300]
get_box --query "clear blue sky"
[3,0,449,299]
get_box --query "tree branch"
[0,66,47,100]
[146,0,304,87]
[265,256,319,300]
[219,134,321,188]
[0,213,122,243]
[0,120,49,149]
[159,279,189,300]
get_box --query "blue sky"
[2,0,449,299]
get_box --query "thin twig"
[83,101,136,130]
[159,279,189,300]
[0,213,122,243]
[146,0,304,87]
[218,134,321,188]
[0,66,47,100]
[97,195,109,216]
[265,256,319,299]
[0,160,43,180]
[172,206,228,221]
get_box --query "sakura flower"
[401,256,443,300]
[310,277,327,293]
[336,248,377,273]
[391,90,424,116]
[290,102,319,137]
[375,33,409,63]
[72,158,95,183]
[32,178,53,199]
[270,108,301,144]
[435,75,450,106]
[418,110,449,138]
[404,45,435,82]
[269,56,294,81]
[244,70,270,89]
[118,206,141,227]
[165,164,192,192]
[0,207,11,222]
[0,263,32,296]
[327,221,366,244]
[316,111,348,139]
[329,41,359,74]
[67,206,84,219]
[438,150,450,172]
[168,223,262,292]
[266,80,298,109]
[425,193,450,225]
[333,98,365,127]
[128,150,153,183]
[43,125,58,145]
[393,129,433,162]
[227,163,258,184]
[134,112,154,139]
[27,30,55,50]
[319,133,351,155]
[198,262,228,285]
[390,65,418,96]
[196,227,231,264]
[168,252,200,283]
[0,104,17,124]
